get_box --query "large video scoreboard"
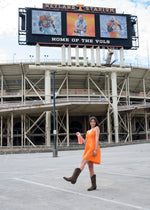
[18,4,139,49]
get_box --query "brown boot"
[88,174,97,191]
[63,168,81,184]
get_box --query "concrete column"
[127,113,130,142]
[125,78,128,105]
[96,46,101,67]
[7,116,10,147]
[0,75,3,148]
[127,77,130,105]
[66,107,69,147]
[24,74,26,104]
[133,117,136,133]
[21,114,24,147]
[143,79,146,103]
[26,117,30,146]
[107,74,112,143]
[21,74,24,104]
[129,112,132,142]
[83,46,87,66]
[0,116,3,147]
[61,45,66,66]
[145,112,148,141]
[91,46,95,67]
[36,43,40,65]
[45,111,51,146]
[24,114,26,147]
[75,46,79,66]
[111,72,119,143]
[107,74,110,99]
[45,70,51,103]
[67,45,71,66]
[105,75,107,91]
[66,73,69,101]
[1,75,3,105]
[10,112,13,147]
[120,47,124,67]
[45,70,51,146]
[107,106,112,143]
[88,73,90,101]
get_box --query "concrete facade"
[0,47,150,149]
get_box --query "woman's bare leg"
[87,161,94,177]
[79,159,88,171]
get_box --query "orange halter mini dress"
[83,129,101,164]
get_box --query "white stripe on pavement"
[14,178,149,210]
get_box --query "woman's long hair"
[88,116,99,130]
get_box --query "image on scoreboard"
[100,14,128,39]
[32,10,62,35]
[67,13,95,37]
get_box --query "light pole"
[147,44,150,69]
[135,55,138,67]
[13,53,16,63]
[29,55,34,62]
[52,71,58,157]
[44,55,49,62]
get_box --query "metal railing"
[1,96,150,110]
[0,59,149,69]
[0,97,107,109]
[118,102,150,111]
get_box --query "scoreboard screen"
[66,13,95,37]
[18,4,139,49]
[100,15,128,39]
[32,10,62,36]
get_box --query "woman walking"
[63,116,101,191]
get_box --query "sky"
[0,0,150,67]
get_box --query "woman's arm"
[76,132,87,144]
[93,126,100,156]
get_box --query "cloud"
[0,49,10,61]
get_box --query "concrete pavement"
[0,143,150,210]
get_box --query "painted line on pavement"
[102,171,150,179]
[13,177,149,210]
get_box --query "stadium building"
[0,46,150,149]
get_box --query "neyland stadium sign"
[43,3,116,13]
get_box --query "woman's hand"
[93,149,97,156]
[76,132,81,137]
